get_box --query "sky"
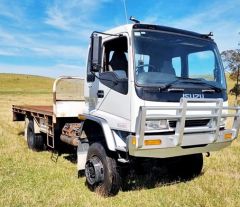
[0,0,239,78]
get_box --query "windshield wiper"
[159,77,202,90]
[159,78,184,91]
[160,77,223,92]
[180,78,223,92]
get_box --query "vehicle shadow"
[47,144,204,192]
[48,144,77,164]
[120,160,204,192]
[17,131,25,136]
[63,153,77,164]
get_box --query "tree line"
[221,49,240,98]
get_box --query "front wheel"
[85,143,121,196]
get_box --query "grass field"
[0,73,240,207]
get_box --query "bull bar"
[135,98,240,149]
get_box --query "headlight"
[145,120,169,131]
[207,118,226,128]
[220,118,226,127]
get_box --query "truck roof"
[105,23,213,41]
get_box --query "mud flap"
[77,139,89,170]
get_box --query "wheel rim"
[85,156,104,185]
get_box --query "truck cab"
[73,23,240,195]
[84,23,237,153]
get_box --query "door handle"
[97,90,104,98]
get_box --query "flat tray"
[13,105,53,116]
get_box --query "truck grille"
[168,119,210,128]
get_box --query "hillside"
[0,72,235,96]
[0,73,54,94]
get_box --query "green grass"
[0,73,240,207]
[0,73,54,94]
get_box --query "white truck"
[13,23,240,196]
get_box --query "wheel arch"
[82,115,116,151]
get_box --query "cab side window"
[172,57,181,77]
[100,36,128,95]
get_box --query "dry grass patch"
[0,74,240,207]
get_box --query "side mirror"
[90,35,102,72]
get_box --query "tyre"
[27,119,44,151]
[168,153,203,180]
[85,142,121,196]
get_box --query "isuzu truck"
[13,23,240,196]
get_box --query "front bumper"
[128,98,240,158]
[128,131,233,158]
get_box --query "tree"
[221,49,240,100]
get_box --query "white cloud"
[45,4,71,30]
[0,25,89,62]
[0,0,106,75]
[0,0,25,22]
[31,44,88,60]
[45,0,109,32]
[0,28,16,42]
[0,3,17,19]
[0,50,17,56]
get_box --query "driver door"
[90,34,131,131]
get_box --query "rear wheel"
[85,142,121,196]
[27,119,44,151]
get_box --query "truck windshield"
[133,30,226,90]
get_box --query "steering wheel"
[135,64,156,74]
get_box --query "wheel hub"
[85,156,104,185]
